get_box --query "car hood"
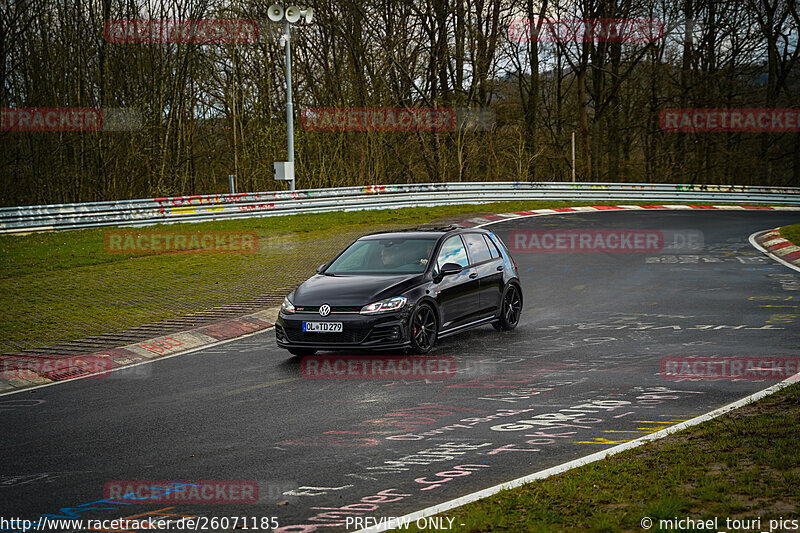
[291,273,424,306]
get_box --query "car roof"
[360,225,491,240]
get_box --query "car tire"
[288,348,317,357]
[408,302,438,354]
[493,283,522,331]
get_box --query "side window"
[463,233,492,264]
[436,236,469,269]
[483,235,501,259]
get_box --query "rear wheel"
[493,283,522,331]
[409,303,438,354]
[288,348,317,357]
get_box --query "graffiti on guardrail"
[2,182,799,234]
[153,184,455,216]
[674,184,798,194]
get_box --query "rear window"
[483,234,501,259]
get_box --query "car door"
[433,235,479,330]
[462,233,504,316]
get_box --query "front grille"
[333,306,362,313]
[284,328,369,344]
[295,306,362,313]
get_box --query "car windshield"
[324,237,438,275]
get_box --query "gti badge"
[319,304,331,317]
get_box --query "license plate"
[303,322,343,333]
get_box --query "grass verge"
[779,224,800,247]
[396,381,800,532]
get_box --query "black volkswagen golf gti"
[276,226,522,356]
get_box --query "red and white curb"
[752,227,800,270]
[456,204,800,228]
[0,310,275,394]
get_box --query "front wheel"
[493,283,522,331]
[409,303,438,354]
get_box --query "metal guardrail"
[1,181,799,234]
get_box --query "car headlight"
[360,296,407,315]
[281,296,296,314]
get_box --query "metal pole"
[285,21,295,192]
[228,174,236,194]
[571,131,576,182]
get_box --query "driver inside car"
[380,245,401,268]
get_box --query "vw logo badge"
[319,304,331,317]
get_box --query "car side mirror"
[316,264,326,273]
[440,262,463,276]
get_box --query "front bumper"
[276,310,411,350]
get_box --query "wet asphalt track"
[1,210,799,532]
